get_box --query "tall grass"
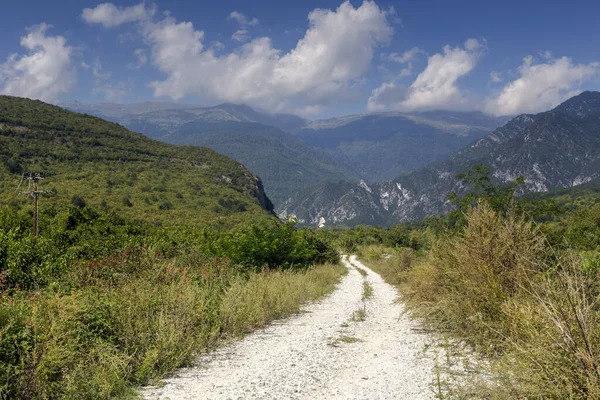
[362,203,600,398]
[0,246,345,399]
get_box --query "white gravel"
[141,255,436,400]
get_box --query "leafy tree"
[446,165,525,227]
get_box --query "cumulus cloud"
[484,56,598,116]
[0,23,74,102]
[228,11,259,27]
[118,0,392,112]
[368,39,482,112]
[489,71,503,83]
[232,29,249,42]
[81,2,155,27]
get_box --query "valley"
[2,1,600,398]
[63,101,508,210]
[281,91,600,226]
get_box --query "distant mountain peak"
[553,90,600,117]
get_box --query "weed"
[362,281,373,301]
[338,336,363,344]
[363,202,600,399]
[350,305,367,322]
[354,265,368,277]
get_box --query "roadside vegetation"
[0,204,341,399]
[335,167,600,399]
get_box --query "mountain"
[281,92,600,227]
[164,120,359,205]
[63,101,507,209]
[294,111,509,181]
[0,96,274,227]
[63,101,357,207]
[62,101,309,136]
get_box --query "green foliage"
[211,221,339,271]
[446,165,525,228]
[319,222,430,254]
[364,202,600,398]
[0,95,273,228]
[71,195,86,208]
[0,201,342,399]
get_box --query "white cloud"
[212,41,225,51]
[134,0,392,112]
[368,38,482,112]
[228,11,259,27]
[540,50,553,60]
[0,23,74,102]
[367,82,408,111]
[92,58,110,81]
[82,2,155,27]
[489,71,503,83]
[398,63,413,78]
[386,47,424,64]
[484,56,598,116]
[133,48,147,68]
[232,29,249,42]
[464,38,481,51]
[93,80,128,101]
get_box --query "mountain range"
[63,101,507,207]
[280,91,600,226]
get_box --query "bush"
[71,195,86,208]
[366,202,600,398]
[404,203,544,351]
[212,221,339,271]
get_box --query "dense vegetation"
[0,204,341,398]
[0,96,343,398]
[340,170,600,398]
[0,96,273,228]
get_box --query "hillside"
[281,91,600,226]
[63,101,357,207]
[164,121,360,205]
[64,101,508,208]
[0,96,274,228]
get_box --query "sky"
[0,0,599,119]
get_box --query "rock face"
[281,92,600,226]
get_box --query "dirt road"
[142,255,436,399]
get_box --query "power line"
[17,172,52,239]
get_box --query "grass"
[362,281,373,300]
[350,305,367,322]
[327,335,364,347]
[0,252,346,399]
[359,203,600,399]
[353,264,368,277]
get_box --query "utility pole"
[18,172,50,239]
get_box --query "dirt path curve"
[141,255,435,399]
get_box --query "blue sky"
[0,0,599,118]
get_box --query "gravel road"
[141,255,436,399]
